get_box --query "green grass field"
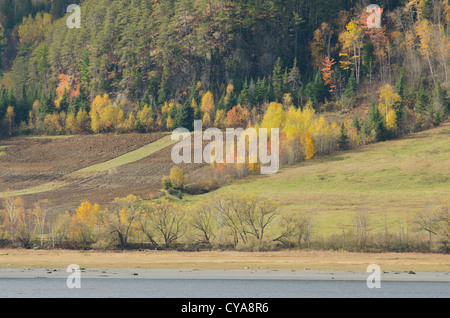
[200,123,450,236]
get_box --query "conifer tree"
[174,101,194,131]
[338,123,349,150]
[272,57,283,102]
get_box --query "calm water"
[0,278,448,298]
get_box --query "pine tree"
[416,82,429,114]
[344,73,357,98]
[158,70,169,105]
[352,115,360,131]
[174,101,194,131]
[272,57,283,102]
[431,81,447,122]
[80,48,90,91]
[338,123,349,150]
[255,77,267,105]
[237,80,250,106]
[368,102,387,141]
[395,66,406,99]
[59,89,69,113]
[305,72,326,107]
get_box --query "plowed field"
[0,133,208,212]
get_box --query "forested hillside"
[0,0,448,140]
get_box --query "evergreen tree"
[272,57,283,102]
[431,81,447,122]
[338,123,349,150]
[37,43,50,93]
[59,89,69,113]
[39,91,53,116]
[344,73,357,99]
[174,101,194,131]
[255,77,267,105]
[0,23,7,75]
[368,102,388,141]
[237,80,249,107]
[352,115,360,131]
[304,72,326,107]
[416,82,429,114]
[158,71,169,105]
[80,48,91,90]
[395,66,406,99]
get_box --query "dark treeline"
[0,0,448,137]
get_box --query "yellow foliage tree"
[4,106,15,136]
[18,12,52,46]
[44,112,65,135]
[70,201,101,246]
[378,84,401,129]
[203,112,211,128]
[136,104,154,132]
[123,112,136,133]
[386,109,398,131]
[260,102,285,132]
[169,166,185,190]
[214,109,227,129]
[90,94,124,133]
[303,130,316,160]
[166,115,174,130]
[339,20,364,84]
[75,109,90,133]
[201,91,215,116]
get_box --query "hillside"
[0,1,448,252]
[0,0,448,141]
[1,122,447,238]
[201,122,450,236]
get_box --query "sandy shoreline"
[0,267,449,283]
[0,249,449,279]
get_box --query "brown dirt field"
[22,145,209,212]
[0,249,448,272]
[0,133,210,212]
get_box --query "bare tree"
[2,197,24,245]
[16,207,36,248]
[274,212,312,248]
[136,204,159,249]
[355,207,371,249]
[149,200,186,248]
[242,197,279,245]
[48,211,72,248]
[190,201,216,245]
[33,200,50,247]
[414,206,445,252]
[103,195,141,249]
[213,193,279,248]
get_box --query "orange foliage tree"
[227,104,249,128]
[321,56,336,93]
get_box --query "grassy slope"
[201,123,450,236]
